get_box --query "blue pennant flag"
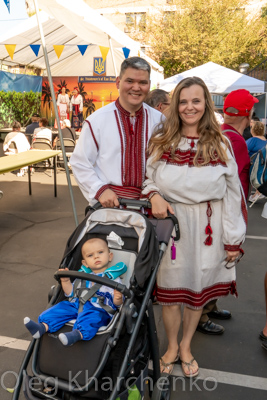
[30,44,41,57]
[122,47,130,59]
[3,0,10,13]
[77,45,88,56]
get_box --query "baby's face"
[82,239,112,273]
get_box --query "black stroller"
[13,199,179,400]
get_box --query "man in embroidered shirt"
[70,57,162,206]
[197,89,257,335]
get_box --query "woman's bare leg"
[179,307,203,375]
[161,304,181,369]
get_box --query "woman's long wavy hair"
[148,77,229,165]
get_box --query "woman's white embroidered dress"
[142,136,247,309]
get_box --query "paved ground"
[0,170,267,399]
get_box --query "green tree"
[0,91,41,128]
[146,0,267,77]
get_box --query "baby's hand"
[113,289,123,306]
[58,268,70,283]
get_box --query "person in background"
[53,119,77,152]
[70,57,162,207]
[25,113,40,145]
[247,121,266,203]
[142,76,246,377]
[70,87,83,130]
[197,89,257,335]
[57,86,69,122]
[247,121,266,158]
[25,113,40,134]
[32,117,52,144]
[3,121,30,176]
[144,89,171,116]
[243,115,260,141]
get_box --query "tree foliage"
[0,91,41,128]
[146,0,267,77]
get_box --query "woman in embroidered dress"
[70,87,83,129]
[57,86,70,122]
[142,77,247,377]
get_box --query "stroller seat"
[65,248,137,333]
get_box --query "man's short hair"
[144,89,169,108]
[119,56,151,78]
[32,113,40,118]
[223,89,259,117]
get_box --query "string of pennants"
[2,0,10,13]
[2,43,132,61]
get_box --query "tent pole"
[108,36,118,77]
[33,0,79,227]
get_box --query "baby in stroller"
[24,237,127,346]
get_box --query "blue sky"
[0,0,28,36]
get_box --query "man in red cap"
[222,89,259,199]
[197,89,258,335]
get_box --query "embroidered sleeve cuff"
[224,244,244,253]
[95,185,110,201]
[142,191,161,200]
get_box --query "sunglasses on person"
[224,252,244,269]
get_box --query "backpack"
[250,143,267,196]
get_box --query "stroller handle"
[92,198,151,210]
[54,270,132,298]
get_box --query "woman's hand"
[225,250,240,262]
[150,194,174,219]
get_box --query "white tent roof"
[0,0,163,85]
[159,62,265,94]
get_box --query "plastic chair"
[31,139,53,175]
[32,139,52,150]
[55,138,75,169]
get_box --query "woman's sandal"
[180,357,199,378]
[160,353,179,375]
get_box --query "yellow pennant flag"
[99,46,109,62]
[5,44,16,60]
[53,45,64,59]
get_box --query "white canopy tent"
[159,62,266,94]
[0,0,163,86]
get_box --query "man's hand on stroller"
[113,289,123,306]
[150,193,174,219]
[98,189,120,208]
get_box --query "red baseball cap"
[223,89,259,116]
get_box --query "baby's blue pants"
[38,299,111,340]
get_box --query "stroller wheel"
[151,375,171,400]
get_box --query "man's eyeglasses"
[224,252,244,269]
